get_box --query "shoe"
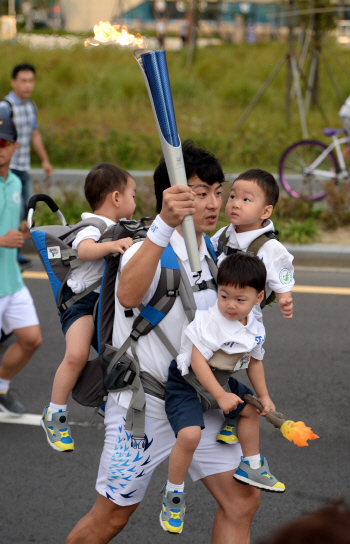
[217,415,240,444]
[0,390,25,416]
[159,484,186,534]
[40,406,74,452]
[233,456,285,492]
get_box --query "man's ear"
[261,204,273,221]
[255,290,265,305]
[12,141,18,153]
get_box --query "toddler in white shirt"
[161,253,285,534]
[211,168,294,321]
[41,163,137,453]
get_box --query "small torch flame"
[85,21,147,48]
[280,420,319,447]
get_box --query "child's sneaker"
[40,406,74,452]
[217,415,240,444]
[233,456,285,492]
[159,484,186,534]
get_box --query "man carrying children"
[66,142,260,544]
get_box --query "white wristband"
[147,214,175,247]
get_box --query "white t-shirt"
[110,230,217,420]
[67,212,115,294]
[211,220,295,317]
[177,300,265,376]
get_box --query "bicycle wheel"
[279,140,338,201]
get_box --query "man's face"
[187,175,222,235]
[0,140,18,169]
[11,70,35,101]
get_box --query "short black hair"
[217,253,266,293]
[12,64,36,79]
[84,163,131,211]
[153,140,225,213]
[233,168,279,207]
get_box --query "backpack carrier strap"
[2,99,13,118]
[246,231,279,308]
[106,241,218,443]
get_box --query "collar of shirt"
[209,299,259,336]
[81,212,116,228]
[226,219,274,250]
[8,90,27,105]
[170,228,209,263]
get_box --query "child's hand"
[111,237,133,255]
[217,392,244,415]
[278,296,293,319]
[257,395,275,416]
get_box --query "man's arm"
[117,185,195,308]
[31,129,53,176]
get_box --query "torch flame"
[280,420,319,447]
[84,21,147,48]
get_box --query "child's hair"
[217,253,266,293]
[233,168,279,207]
[84,163,130,211]
[153,140,225,213]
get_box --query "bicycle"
[279,128,350,201]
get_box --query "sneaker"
[233,456,285,492]
[40,406,74,452]
[159,484,186,534]
[217,415,240,444]
[0,390,25,416]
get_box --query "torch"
[244,394,319,447]
[134,49,202,275]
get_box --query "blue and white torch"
[134,49,201,275]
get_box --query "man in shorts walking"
[0,115,42,415]
[66,142,260,544]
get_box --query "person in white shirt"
[163,252,285,533]
[211,169,294,322]
[66,142,261,544]
[41,163,136,453]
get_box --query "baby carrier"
[216,226,279,308]
[28,194,218,445]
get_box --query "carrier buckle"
[131,436,145,448]
[124,309,134,318]
[224,246,239,256]
[197,280,208,291]
[57,302,68,314]
[167,289,179,297]
[130,329,141,341]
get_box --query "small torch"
[134,49,202,275]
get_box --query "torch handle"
[243,394,286,430]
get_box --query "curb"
[285,243,350,268]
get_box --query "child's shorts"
[59,286,99,335]
[165,360,253,437]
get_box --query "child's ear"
[112,190,120,207]
[261,204,273,221]
[255,290,265,305]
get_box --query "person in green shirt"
[0,115,42,415]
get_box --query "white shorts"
[0,286,39,337]
[96,396,242,506]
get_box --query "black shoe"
[0,390,26,416]
[18,254,32,267]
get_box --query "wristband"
[147,214,175,247]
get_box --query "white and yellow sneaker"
[159,484,186,534]
[233,456,285,492]
[40,406,74,452]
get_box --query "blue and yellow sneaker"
[40,406,74,452]
[159,484,186,534]
[217,416,240,444]
[233,456,285,492]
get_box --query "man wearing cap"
[0,115,42,415]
